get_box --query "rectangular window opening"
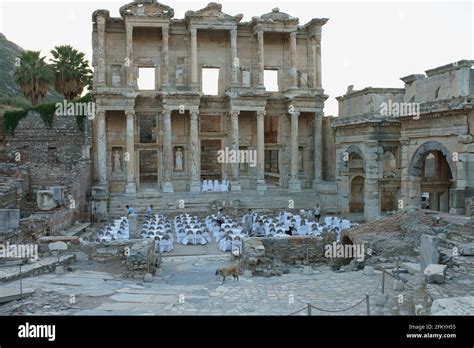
[137,67,155,90]
[202,68,219,95]
[264,70,279,92]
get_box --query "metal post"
[307,303,312,316]
[382,269,385,294]
[19,264,23,300]
[366,294,370,316]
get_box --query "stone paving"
[0,253,397,316]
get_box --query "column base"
[162,181,174,193]
[125,182,136,194]
[256,180,267,192]
[189,181,201,193]
[288,179,301,191]
[312,179,322,189]
[230,181,241,192]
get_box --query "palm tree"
[50,45,92,101]
[13,50,53,106]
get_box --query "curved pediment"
[185,2,243,24]
[119,1,174,19]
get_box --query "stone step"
[0,254,75,283]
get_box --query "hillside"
[0,33,62,107]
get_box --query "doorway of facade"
[139,150,158,190]
[200,139,222,181]
[350,175,365,213]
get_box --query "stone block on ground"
[424,264,447,284]
[459,243,474,256]
[37,190,58,211]
[124,239,157,279]
[420,234,439,274]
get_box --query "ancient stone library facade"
[90,1,331,198]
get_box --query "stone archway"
[407,141,455,212]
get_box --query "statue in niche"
[175,147,183,171]
[113,150,122,173]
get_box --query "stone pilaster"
[314,28,322,89]
[313,111,323,187]
[125,110,136,194]
[161,26,170,89]
[256,110,267,191]
[289,31,297,89]
[230,110,241,191]
[162,110,173,192]
[289,110,301,191]
[97,110,107,186]
[257,30,264,88]
[189,110,201,192]
[125,22,134,88]
[190,27,198,90]
[230,28,238,86]
[96,16,106,86]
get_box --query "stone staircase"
[108,187,338,217]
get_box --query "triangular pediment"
[185,2,243,24]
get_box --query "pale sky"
[0,0,472,115]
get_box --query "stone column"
[162,110,173,192]
[230,110,241,191]
[125,111,136,194]
[96,16,106,86]
[364,141,381,221]
[256,30,264,88]
[190,27,198,89]
[189,110,201,192]
[125,23,134,87]
[289,110,301,191]
[314,28,322,89]
[256,110,267,191]
[289,31,297,89]
[97,110,107,185]
[161,26,170,89]
[230,28,238,86]
[313,111,323,187]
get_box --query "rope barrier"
[287,274,382,315]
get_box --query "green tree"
[50,45,92,101]
[13,50,53,106]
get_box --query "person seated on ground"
[253,220,266,237]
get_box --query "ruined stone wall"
[337,89,404,118]
[5,111,92,221]
[0,163,29,212]
[404,62,472,103]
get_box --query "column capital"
[256,110,266,120]
[290,110,301,118]
[230,110,240,119]
[190,27,197,36]
[162,25,169,34]
[290,31,297,39]
[96,15,106,27]
[190,110,199,120]
[125,110,135,118]
[163,109,172,118]
[230,27,237,37]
